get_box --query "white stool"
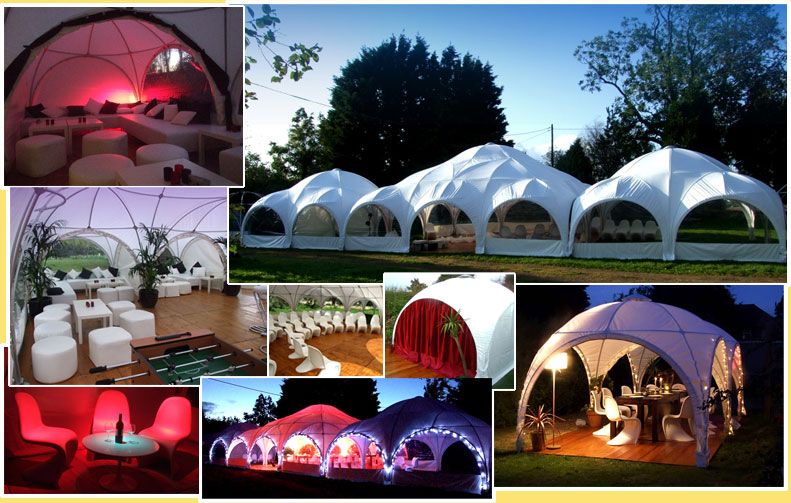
[16,134,67,178]
[31,336,78,384]
[173,281,191,295]
[89,327,132,367]
[43,303,71,313]
[156,283,167,297]
[82,130,128,156]
[119,310,156,340]
[116,286,135,302]
[33,321,72,342]
[107,300,136,326]
[69,154,133,186]
[219,146,243,184]
[135,143,188,165]
[34,309,71,329]
[97,288,118,304]
[163,283,180,298]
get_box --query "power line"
[212,378,283,397]
[506,126,551,136]
[249,81,331,108]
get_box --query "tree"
[423,378,453,402]
[553,138,594,184]
[583,113,653,181]
[243,394,277,426]
[408,278,427,294]
[575,4,786,186]
[244,5,321,106]
[268,108,328,181]
[321,35,511,186]
[274,378,380,420]
[426,379,491,424]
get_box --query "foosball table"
[90,329,266,385]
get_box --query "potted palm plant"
[439,310,469,377]
[213,236,241,296]
[21,220,63,318]
[519,405,559,452]
[586,375,605,427]
[130,223,174,308]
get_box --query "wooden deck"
[15,288,266,385]
[384,346,445,378]
[269,330,383,376]
[536,422,723,466]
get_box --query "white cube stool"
[69,154,134,186]
[89,326,133,367]
[15,134,67,178]
[43,303,71,313]
[107,300,136,326]
[82,130,128,156]
[163,283,180,298]
[135,143,189,166]
[119,310,156,340]
[33,321,72,342]
[34,309,71,329]
[31,336,78,384]
[173,280,191,295]
[219,146,243,185]
[97,287,119,304]
[116,286,135,302]
[156,283,167,297]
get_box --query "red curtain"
[393,299,477,378]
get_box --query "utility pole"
[550,123,554,167]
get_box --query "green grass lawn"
[229,249,785,284]
[493,414,783,487]
[45,255,109,272]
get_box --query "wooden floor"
[270,329,383,376]
[5,129,223,186]
[384,346,445,378]
[16,288,266,385]
[536,421,723,466]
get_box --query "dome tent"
[346,143,588,255]
[241,169,378,250]
[269,284,383,314]
[392,277,514,382]
[569,146,786,262]
[5,6,243,162]
[205,421,258,465]
[326,396,491,493]
[515,296,744,468]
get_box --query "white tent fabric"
[168,235,226,277]
[347,143,588,255]
[516,296,741,467]
[392,277,514,382]
[269,284,383,313]
[5,6,243,161]
[569,146,786,262]
[242,169,378,250]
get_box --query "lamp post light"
[546,352,568,450]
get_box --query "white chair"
[135,143,188,165]
[344,313,357,333]
[514,225,528,239]
[315,313,333,334]
[301,314,321,338]
[672,383,687,392]
[88,326,132,367]
[268,359,277,376]
[662,396,695,442]
[69,154,133,186]
[549,223,561,240]
[590,216,602,234]
[96,287,119,304]
[33,321,72,342]
[163,283,180,298]
[590,391,611,437]
[319,360,342,377]
[645,384,658,392]
[601,219,617,240]
[643,220,660,241]
[16,134,67,178]
[284,327,307,359]
[602,387,633,417]
[355,315,368,333]
[82,130,128,156]
[173,281,191,295]
[369,315,382,335]
[34,309,71,329]
[290,312,311,338]
[31,336,78,384]
[531,223,545,239]
[332,314,345,333]
[294,342,316,372]
[620,385,639,416]
[630,220,644,241]
[43,303,70,313]
[116,286,135,302]
[296,345,340,375]
[615,219,630,240]
[107,300,135,326]
[500,225,512,238]
[119,310,156,340]
[604,396,642,445]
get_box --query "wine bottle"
[115,413,124,444]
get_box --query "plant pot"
[28,297,52,318]
[586,409,604,428]
[223,283,241,296]
[138,288,159,308]
[529,431,545,452]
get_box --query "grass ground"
[493,414,783,487]
[229,249,785,283]
[45,255,109,272]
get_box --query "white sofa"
[50,280,77,305]
[119,115,206,152]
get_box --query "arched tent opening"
[440,440,480,474]
[344,204,403,251]
[485,198,567,256]
[392,437,435,470]
[229,191,263,232]
[571,199,663,259]
[292,204,341,249]
[166,233,227,279]
[283,434,323,467]
[242,206,287,247]
[142,46,213,104]
[209,439,227,465]
[392,277,514,381]
[226,437,249,468]
[249,443,265,467]
[410,203,477,253]
[516,296,743,468]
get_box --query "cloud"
[226,399,237,404]
[518,133,579,163]
[202,402,218,416]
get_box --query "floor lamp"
[546,352,568,450]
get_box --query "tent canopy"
[569,146,786,262]
[516,296,743,467]
[393,277,514,382]
[347,143,588,255]
[242,169,378,250]
[269,284,383,313]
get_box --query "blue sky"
[384,272,506,289]
[203,377,428,420]
[245,3,786,161]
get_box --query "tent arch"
[280,432,324,469]
[164,231,227,273]
[209,438,227,464]
[31,55,139,104]
[323,431,386,473]
[292,203,340,237]
[410,199,478,244]
[485,197,566,256]
[226,436,249,466]
[58,228,136,268]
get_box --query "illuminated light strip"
[226,435,249,466]
[322,431,386,475]
[209,437,227,462]
[248,433,277,466]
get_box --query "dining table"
[613,391,685,442]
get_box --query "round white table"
[82,432,159,492]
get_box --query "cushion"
[54,269,68,280]
[84,97,103,115]
[91,266,103,278]
[157,263,170,275]
[169,266,179,275]
[163,104,179,121]
[42,107,67,118]
[25,103,46,118]
[67,269,79,280]
[175,261,187,274]
[116,107,133,115]
[171,110,197,126]
[146,103,166,118]
[124,101,143,108]
[132,103,147,114]
[101,269,114,279]
[190,261,202,274]
[79,267,93,279]
[143,98,159,114]
[153,107,165,120]
[47,287,65,296]
[192,267,206,278]
[66,105,85,116]
[99,100,120,114]
[108,266,119,277]
[44,268,54,278]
